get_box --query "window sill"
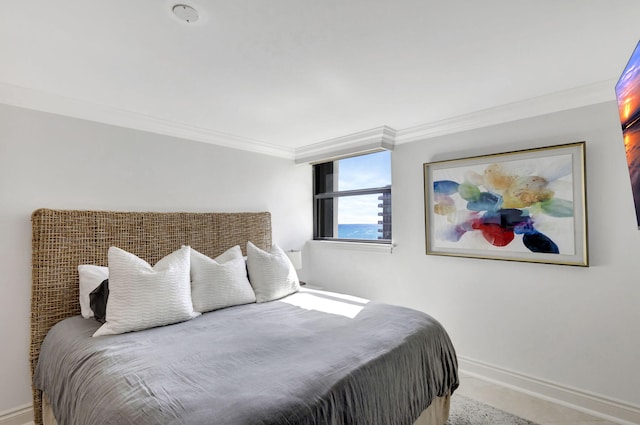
[309,239,394,253]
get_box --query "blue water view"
[338,224,382,240]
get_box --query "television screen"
[615,40,640,228]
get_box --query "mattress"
[35,288,459,425]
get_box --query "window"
[313,151,392,243]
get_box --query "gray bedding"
[35,289,458,425]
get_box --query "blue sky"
[337,151,391,224]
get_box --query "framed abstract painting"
[423,142,588,266]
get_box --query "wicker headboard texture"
[30,208,272,424]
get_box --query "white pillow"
[78,265,109,318]
[190,245,256,313]
[93,246,199,337]
[246,242,300,303]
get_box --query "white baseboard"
[458,355,640,425]
[0,403,33,425]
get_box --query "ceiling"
[1,1,639,159]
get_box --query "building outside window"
[313,150,392,243]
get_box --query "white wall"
[4,98,639,419]
[0,104,312,412]
[309,101,640,412]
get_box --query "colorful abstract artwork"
[615,40,640,228]
[423,142,588,266]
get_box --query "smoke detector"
[172,4,199,23]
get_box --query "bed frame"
[30,208,272,425]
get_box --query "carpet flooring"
[446,394,540,425]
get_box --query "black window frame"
[313,153,392,244]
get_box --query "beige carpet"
[446,394,539,425]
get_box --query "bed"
[30,208,459,425]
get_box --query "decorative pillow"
[93,246,199,337]
[78,265,109,318]
[89,279,109,324]
[190,246,256,313]
[246,242,300,303]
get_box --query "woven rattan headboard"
[30,208,272,424]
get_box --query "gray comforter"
[35,289,458,425]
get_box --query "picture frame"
[423,142,588,266]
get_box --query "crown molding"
[294,79,616,162]
[395,79,617,145]
[294,126,396,164]
[1,79,616,162]
[0,82,295,160]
